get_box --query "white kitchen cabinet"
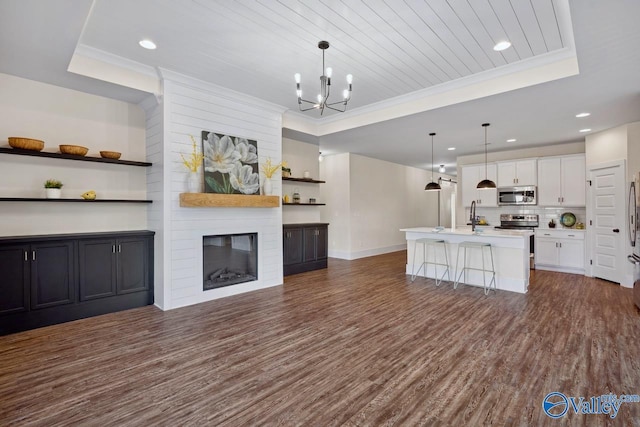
[537,155,585,206]
[535,229,585,274]
[461,164,497,207]
[497,159,537,187]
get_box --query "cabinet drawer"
[535,230,584,240]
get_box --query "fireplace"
[203,233,258,290]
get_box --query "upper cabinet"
[497,159,537,187]
[461,164,498,207]
[537,155,586,207]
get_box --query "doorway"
[588,160,625,284]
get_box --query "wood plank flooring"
[1,251,639,426]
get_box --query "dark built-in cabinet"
[0,231,154,335]
[283,223,328,276]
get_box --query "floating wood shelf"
[282,177,325,184]
[179,193,280,208]
[0,198,152,203]
[283,203,326,206]
[0,147,152,167]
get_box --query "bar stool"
[411,238,451,286]
[453,241,496,295]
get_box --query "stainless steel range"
[495,214,539,230]
[495,214,539,269]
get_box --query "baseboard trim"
[329,243,407,260]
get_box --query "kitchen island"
[400,227,532,294]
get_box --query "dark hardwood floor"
[1,251,638,426]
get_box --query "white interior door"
[590,162,625,283]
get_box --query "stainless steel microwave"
[497,186,537,205]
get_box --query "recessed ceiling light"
[579,128,592,133]
[575,112,591,118]
[493,40,511,51]
[506,138,517,142]
[139,39,157,50]
[448,147,456,151]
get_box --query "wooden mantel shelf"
[179,193,280,208]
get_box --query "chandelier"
[295,41,353,115]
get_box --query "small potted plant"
[260,157,284,195]
[181,135,205,193]
[44,179,63,199]
[281,161,291,178]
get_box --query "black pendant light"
[425,132,442,191]
[477,123,496,189]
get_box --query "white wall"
[456,141,585,167]
[140,95,168,309]
[320,153,351,257]
[320,152,453,259]
[282,138,321,224]
[0,73,147,236]
[585,125,627,166]
[624,122,640,182]
[154,71,285,310]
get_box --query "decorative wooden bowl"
[8,137,45,151]
[99,151,122,160]
[59,145,89,156]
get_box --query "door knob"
[613,229,620,233]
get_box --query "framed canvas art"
[201,131,260,195]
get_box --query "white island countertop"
[400,226,533,238]
[400,226,532,293]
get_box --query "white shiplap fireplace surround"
[141,71,286,310]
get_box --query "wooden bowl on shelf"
[99,151,122,160]
[59,145,89,156]
[8,137,44,151]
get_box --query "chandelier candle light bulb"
[295,41,353,115]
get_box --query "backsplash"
[466,206,587,229]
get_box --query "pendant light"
[425,132,441,191]
[477,123,496,189]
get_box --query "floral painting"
[202,131,260,195]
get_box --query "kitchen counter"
[400,227,531,294]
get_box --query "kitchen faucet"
[470,200,477,232]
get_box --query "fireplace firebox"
[203,233,257,290]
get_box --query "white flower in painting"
[203,133,241,173]
[230,163,260,194]
[235,138,258,164]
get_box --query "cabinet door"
[117,237,149,294]
[558,239,585,269]
[515,159,537,186]
[497,162,517,187]
[78,239,117,301]
[0,244,29,315]
[535,238,559,266]
[316,226,328,260]
[561,156,586,206]
[537,158,562,206]
[461,165,480,207]
[30,241,75,309]
[303,227,318,262]
[283,228,303,265]
[477,164,498,207]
